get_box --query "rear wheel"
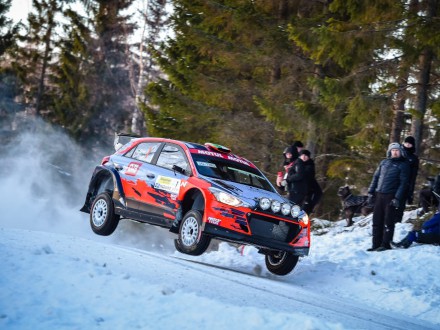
[174,210,211,256]
[265,251,299,276]
[90,193,120,236]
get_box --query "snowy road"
[133,250,436,330]
[1,227,436,330]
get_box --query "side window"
[130,142,160,163]
[156,144,189,173]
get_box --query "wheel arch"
[181,188,205,217]
[80,165,124,213]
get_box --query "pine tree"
[50,8,92,138]
[0,0,21,123]
[81,0,136,148]
[11,0,68,117]
[0,0,18,56]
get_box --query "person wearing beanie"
[367,142,410,252]
[402,136,419,205]
[394,136,420,223]
[286,149,322,213]
[299,150,323,214]
[276,146,295,192]
[275,141,304,192]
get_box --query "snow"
[0,123,439,329]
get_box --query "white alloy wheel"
[174,210,211,256]
[92,198,108,227]
[181,216,200,247]
[89,193,120,236]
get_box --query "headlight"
[291,205,301,218]
[271,200,281,213]
[259,197,271,210]
[209,188,243,207]
[299,210,309,225]
[281,203,291,216]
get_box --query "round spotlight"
[281,203,291,216]
[271,200,281,213]
[291,205,301,218]
[259,197,271,210]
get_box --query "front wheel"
[174,210,211,256]
[90,193,120,236]
[265,251,299,276]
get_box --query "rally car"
[81,135,310,275]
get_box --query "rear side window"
[128,142,160,163]
[156,144,189,173]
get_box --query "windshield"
[191,154,274,192]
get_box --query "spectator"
[276,141,303,193]
[392,212,440,248]
[299,150,322,214]
[367,142,410,252]
[418,174,440,215]
[276,146,295,193]
[395,136,419,223]
[402,136,419,204]
[286,149,317,210]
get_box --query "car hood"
[201,176,290,207]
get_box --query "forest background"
[1,0,439,219]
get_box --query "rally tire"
[174,210,211,256]
[265,251,299,276]
[90,193,120,236]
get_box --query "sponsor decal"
[196,150,223,158]
[196,161,217,168]
[126,162,142,176]
[154,175,181,194]
[191,149,254,167]
[207,217,221,225]
[227,155,249,166]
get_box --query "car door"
[117,141,162,213]
[136,143,191,225]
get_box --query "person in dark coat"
[298,150,322,214]
[367,142,410,252]
[276,141,304,193]
[392,212,440,248]
[286,149,317,209]
[395,136,419,223]
[276,146,295,193]
[286,151,315,206]
[402,136,419,205]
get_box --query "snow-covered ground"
[1,123,439,329]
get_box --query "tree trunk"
[306,65,324,155]
[410,0,437,153]
[35,4,55,116]
[389,75,408,143]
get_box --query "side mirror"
[172,165,189,176]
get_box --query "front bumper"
[203,202,310,256]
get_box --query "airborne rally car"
[81,135,310,275]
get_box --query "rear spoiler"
[114,132,141,151]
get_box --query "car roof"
[121,137,255,167]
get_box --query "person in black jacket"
[286,151,307,205]
[286,149,319,211]
[367,142,410,252]
[402,136,419,205]
[300,150,322,214]
[276,146,295,193]
[394,136,419,223]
